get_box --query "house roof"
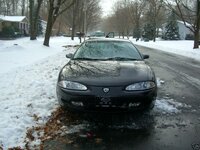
[177,20,192,27]
[0,16,27,22]
[162,20,192,28]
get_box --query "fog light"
[129,102,140,107]
[71,101,84,107]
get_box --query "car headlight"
[58,81,87,91]
[125,81,155,91]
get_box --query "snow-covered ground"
[131,38,200,61]
[0,37,79,75]
[0,37,195,149]
[0,37,79,149]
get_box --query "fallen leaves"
[24,108,73,149]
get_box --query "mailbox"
[76,32,85,38]
[76,32,85,43]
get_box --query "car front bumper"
[56,85,157,112]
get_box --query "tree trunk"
[43,4,54,46]
[22,0,25,15]
[29,0,43,40]
[12,0,16,15]
[127,29,129,39]
[29,0,35,40]
[78,1,83,33]
[122,32,124,39]
[153,21,156,42]
[71,1,76,40]
[43,21,53,46]
[193,29,199,49]
[43,0,75,46]
[57,15,62,35]
[135,19,140,39]
[193,0,200,49]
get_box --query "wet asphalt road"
[43,45,200,150]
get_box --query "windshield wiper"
[73,57,102,61]
[104,57,138,61]
[73,57,139,61]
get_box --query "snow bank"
[0,37,78,149]
[131,39,200,61]
[0,37,79,75]
[0,52,66,148]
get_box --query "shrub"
[1,26,15,38]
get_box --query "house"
[176,21,193,40]
[162,20,193,40]
[0,15,29,37]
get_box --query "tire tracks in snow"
[155,60,200,91]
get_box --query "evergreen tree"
[133,27,141,39]
[142,23,154,41]
[163,11,180,40]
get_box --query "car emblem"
[103,88,109,93]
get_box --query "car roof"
[86,38,131,43]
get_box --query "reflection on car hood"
[60,60,155,86]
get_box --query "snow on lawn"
[131,39,200,61]
[0,50,76,149]
[0,37,79,75]
[0,37,79,149]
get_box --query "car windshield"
[73,41,142,61]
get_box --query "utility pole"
[83,0,87,41]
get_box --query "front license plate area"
[96,97,112,107]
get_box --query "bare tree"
[164,0,200,49]
[55,0,101,40]
[21,0,26,15]
[128,0,147,39]
[111,0,132,39]
[71,0,79,40]
[29,0,43,40]
[0,0,12,15]
[103,0,147,39]
[101,17,112,33]
[43,0,75,46]
[0,0,23,15]
[11,0,20,15]
[145,0,164,41]
[86,0,102,32]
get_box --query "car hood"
[59,60,155,86]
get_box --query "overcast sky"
[100,0,119,17]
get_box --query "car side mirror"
[143,54,149,59]
[66,53,73,59]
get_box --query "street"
[42,45,200,150]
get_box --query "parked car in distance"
[89,31,105,38]
[56,38,157,112]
